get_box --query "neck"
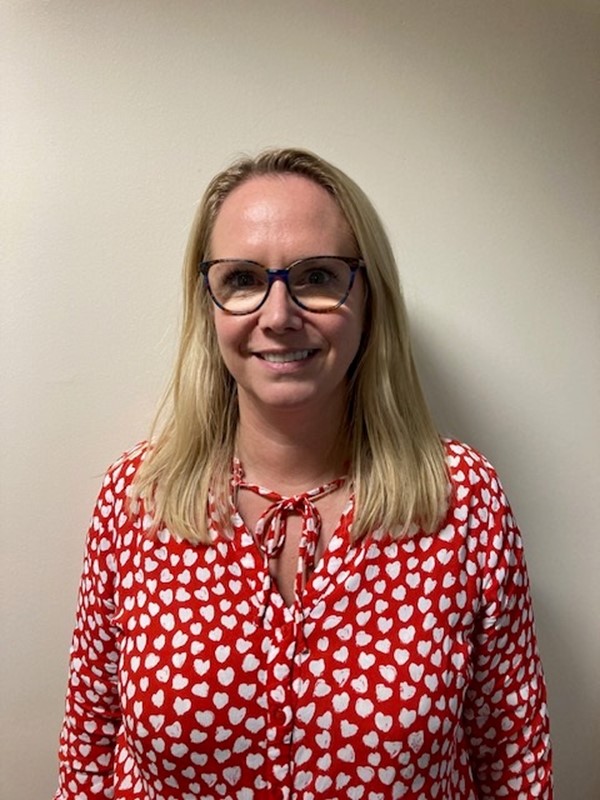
[235,400,349,494]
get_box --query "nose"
[258,277,303,331]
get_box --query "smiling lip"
[256,349,317,363]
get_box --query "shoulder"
[443,438,497,478]
[91,441,150,526]
[441,438,514,530]
[439,439,521,572]
[82,443,151,571]
[443,438,504,496]
[101,441,149,493]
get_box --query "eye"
[304,268,334,285]
[223,268,260,288]
[292,258,347,291]
[295,264,338,287]
[213,262,265,294]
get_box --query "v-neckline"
[232,495,355,621]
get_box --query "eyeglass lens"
[207,258,353,313]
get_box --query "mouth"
[256,349,317,363]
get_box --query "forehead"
[210,174,353,255]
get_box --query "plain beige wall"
[2,1,598,798]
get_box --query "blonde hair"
[133,148,448,542]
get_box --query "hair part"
[132,147,448,542]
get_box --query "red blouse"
[55,440,552,799]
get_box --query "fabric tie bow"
[232,458,347,605]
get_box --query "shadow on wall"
[410,316,600,800]
[410,315,488,444]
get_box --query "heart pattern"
[55,440,552,799]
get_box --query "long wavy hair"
[132,148,448,542]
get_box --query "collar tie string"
[232,458,346,647]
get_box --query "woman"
[55,148,552,799]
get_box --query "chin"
[240,382,342,416]
[256,391,320,411]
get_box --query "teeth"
[261,350,311,363]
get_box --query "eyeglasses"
[199,256,365,315]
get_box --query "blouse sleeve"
[463,465,553,798]
[54,461,124,799]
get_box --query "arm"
[54,465,123,799]
[464,468,552,798]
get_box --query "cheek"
[212,315,237,362]
[341,312,366,374]
[212,314,254,374]
[346,294,366,350]
[348,324,365,366]
[328,314,364,370]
